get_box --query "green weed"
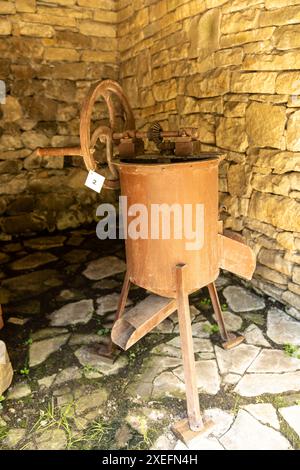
[200,298,211,306]
[203,323,219,334]
[20,367,30,376]
[284,343,300,359]
[83,364,99,374]
[97,328,110,336]
[29,398,79,449]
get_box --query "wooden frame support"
[111,294,176,350]
[171,264,214,444]
[109,270,245,443]
[114,270,131,324]
[175,264,203,431]
[208,282,244,350]
[207,282,228,341]
[97,271,131,360]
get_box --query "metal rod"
[112,130,195,140]
[36,147,83,157]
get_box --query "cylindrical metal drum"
[114,155,221,298]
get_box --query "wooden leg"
[207,282,229,341]
[105,271,131,357]
[175,264,203,431]
[172,265,214,444]
[208,282,244,350]
[114,270,131,324]
[0,305,3,330]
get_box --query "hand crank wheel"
[80,79,135,187]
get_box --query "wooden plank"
[125,294,176,329]
[111,319,135,350]
[218,234,256,280]
[114,271,131,323]
[207,282,228,341]
[111,294,176,350]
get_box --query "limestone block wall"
[0,0,118,236]
[117,0,300,310]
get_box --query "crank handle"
[36,147,83,157]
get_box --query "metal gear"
[147,121,163,149]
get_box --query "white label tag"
[84,170,105,193]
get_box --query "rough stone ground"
[0,228,300,450]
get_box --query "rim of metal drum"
[113,155,222,173]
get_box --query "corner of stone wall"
[117,0,300,311]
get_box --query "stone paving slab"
[29,334,70,367]
[244,324,271,347]
[152,371,185,399]
[7,382,31,400]
[223,373,241,385]
[220,410,291,450]
[267,308,300,345]
[49,299,94,326]
[74,345,128,376]
[173,360,221,395]
[215,344,260,375]
[35,429,67,450]
[9,252,58,271]
[279,405,300,438]
[242,404,280,430]
[213,310,242,331]
[23,236,66,250]
[3,429,26,448]
[235,371,300,397]
[286,306,300,321]
[96,293,132,315]
[0,231,300,450]
[203,408,234,438]
[0,270,63,302]
[166,335,213,352]
[83,256,126,280]
[223,286,266,312]
[248,349,300,373]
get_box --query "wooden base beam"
[172,418,215,446]
[208,282,245,350]
[176,264,204,432]
[222,334,245,350]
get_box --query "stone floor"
[0,228,300,450]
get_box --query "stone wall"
[0,0,118,236]
[1,0,300,310]
[117,0,300,310]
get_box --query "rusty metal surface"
[37,79,135,184]
[115,157,221,298]
[36,79,206,178]
[80,79,135,177]
[34,77,256,306]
